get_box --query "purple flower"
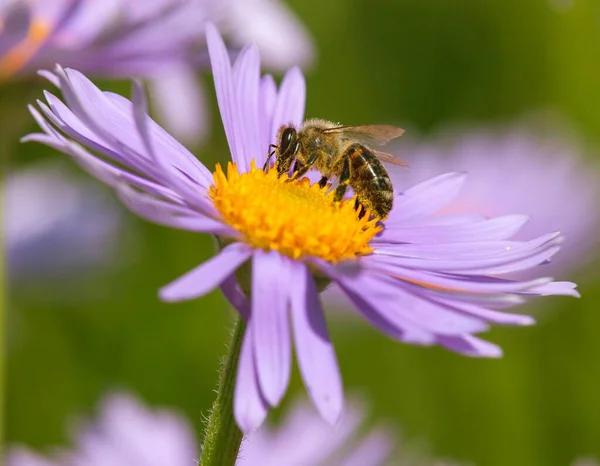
[238,399,394,466]
[6,394,396,466]
[5,161,127,286]
[0,0,313,143]
[394,126,600,279]
[24,25,579,432]
[5,393,199,466]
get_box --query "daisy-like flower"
[394,126,600,279]
[23,25,579,431]
[6,393,399,466]
[0,0,313,143]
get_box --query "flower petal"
[235,327,269,433]
[233,44,261,171]
[251,250,292,406]
[258,74,277,159]
[220,274,250,321]
[270,67,305,142]
[115,183,234,236]
[159,242,251,302]
[377,232,562,276]
[289,260,343,424]
[437,335,503,358]
[206,23,240,165]
[386,172,467,224]
[378,214,530,244]
[147,65,209,145]
[227,0,314,70]
[329,266,489,336]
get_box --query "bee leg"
[288,152,318,182]
[263,144,278,171]
[333,155,352,202]
[354,198,367,219]
[318,176,328,188]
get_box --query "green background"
[4,1,600,465]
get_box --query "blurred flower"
[7,392,458,466]
[571,458,599,466]
[395,126,600,279]
[5,393,199,466]
[238,399,394,466]
[24,26,578,431]
[4,161,126,286]
[0,0,314,143]
[220,0,314,71]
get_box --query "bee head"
[278,126,299,157]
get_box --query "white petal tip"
[235,411,267,434]
[158,288,180,303]
[315,396,344,426]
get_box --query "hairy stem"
[199,315,246,466]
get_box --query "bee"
[264,118,407,220]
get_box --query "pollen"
[209,161,382,263]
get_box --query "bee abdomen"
[345,143,394,219]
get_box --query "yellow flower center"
[209,161,382,263]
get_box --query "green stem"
[200,314,246,466]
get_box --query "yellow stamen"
[209,161,382,263]
[0,19,52,78]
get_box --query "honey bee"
[265,118,407,220]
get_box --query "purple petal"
[378,214,530,244]
[147,65,209,145]
[313,259,434,344]
[337,283,435,345]
[289,260,343,424]
[220,275,250,321]
[227,0,314,70]
[128,79,214,206]
[115,183,234,236]
[270,67,305,141]
[39,89,215,215]
[365,256,555,293]
[233,45,261,171]
[437,335,503,358]
[159,242,251,302]
[340,427,395,466]
[429,297,535,326]
[235,327,269,433]
[251,250,292,406]
[378,233,564,277]
[520,281,580,297]
[59,66,212,191]
[327,265,489,336]
[386,172,467,224]
[258,74,277,160]
[206,24,239,165]
[5,447,59,466]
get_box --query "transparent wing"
[322,124,405,146]
[372,149,409,167]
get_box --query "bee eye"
[279,127,297,155]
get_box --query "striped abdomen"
[347,143,394,219]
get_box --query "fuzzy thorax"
[209,160,382,263]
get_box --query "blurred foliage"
[4,1,600,465]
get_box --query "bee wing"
[322,124,405,146]
[373,149,410,168]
